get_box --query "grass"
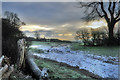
[35,58,95,80]
[32,41,58,46]
[30,41,118,79]
[29,48,44,53]
[70,43,120,57]
[31,41,70,47]
[31,41,120,57]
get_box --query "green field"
[31,41,119,57]
[70,43,120,57]
[31,41,70,46]
[30,48,44,53]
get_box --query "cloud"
[20,25,54,31]
[21,22,82,40]
[21,18,108,40]
[2,2,85,26]
[3,2,110,41]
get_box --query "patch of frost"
[31,45,119,78]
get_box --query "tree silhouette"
[2,11,25,64]
[75,28,90,45]
[79,1,120,41]
[34,31,40,40]
[4,11,25,27]
[91,29,107,45]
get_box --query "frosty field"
[30,41,119,79]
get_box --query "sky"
[2,2,108,41]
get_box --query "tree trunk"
[25,51,42,79]
[25,50,48,80]
[108,23,115,40]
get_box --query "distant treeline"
[75,27,120,46]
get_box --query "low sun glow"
[87,20,107,28]
[19,20,108,41]
[20,25,54,31]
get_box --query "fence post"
[17,39,26,70]
[17,39,48,80]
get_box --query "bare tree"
[34,31,40,39]
[4,11,25,27]
[79,1,120,40]
[75,28,90,45]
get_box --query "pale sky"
[2,2,108,41]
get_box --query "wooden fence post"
[17,39,48,80]
[17,39,26,70]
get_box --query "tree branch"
[108,2,112,17]
[100,2,110,23]
[79,2,96,8]
[115,18,120,22]
[96,8,104,18]
[115,10,120,20]
[112,2,116,15]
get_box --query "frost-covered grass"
[35,58,93,79]
[30,41,119,78]
[70,43,120,57]
[31,41,119,57]
[31,44,118,78]
[33,52,118,78]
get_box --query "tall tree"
[79,1,120,40]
